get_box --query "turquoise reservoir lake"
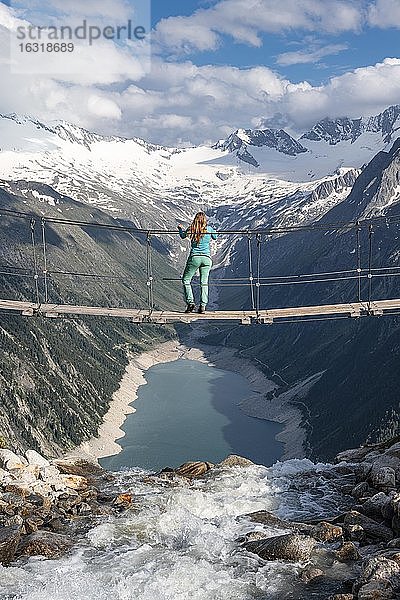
[100,359,284,471]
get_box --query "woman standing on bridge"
[178,212,217,314]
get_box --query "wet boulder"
[174,461,214,478]
[0,525,21,565]
[370,466,396,493]
[344,523,366,543]
[245,533,317,562]
[242,510,294,530]
[362,493,392,519]
[352,482,370,499]
[218,455,254,468]
[238,531,268,544]
[334,541,360,562]
[357,582,394,599]
[307,521,343,542]
[300,566,324,583]
[17,531,73,558]
[353,555,400,596]
[344,511,393,542]
[113,493,134,510]
[335,447,373,463]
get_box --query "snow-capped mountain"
[0,106,399,256]
[301,105,400,145]
[212,106,400,178]
[213,128,308,161]
[0,113,358,236]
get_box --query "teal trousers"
[182,255,212,306]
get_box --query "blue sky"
[151,0,400,84]
[0,0,400,145]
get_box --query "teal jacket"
[178,224,217,257]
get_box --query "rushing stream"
[101,359,284,471]
[0,459,354,600]
[0,360,355,600]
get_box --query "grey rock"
[352,482,370,499]
[391,494,400,536]
[335,447,373,463]
[245,533,317,562]
[364,451,384,463]
[0,525,21,566]
[362,493,392,519]
[357,582,394,599]
[25,450,50,468]
[329,594,354,600]
[354,555,400,594]
[0,450,25,470]
[341,484,356,495]
[344,511,393,542]
[371,467,396,492]
[52,458,103,478]
[384,443,400,459]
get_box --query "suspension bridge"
[1,208,400,325]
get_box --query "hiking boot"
[185,303,195,313]
[198,305,206,314]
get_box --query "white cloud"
[154,0,365,54]
[1,4,400,147]
[49,0,132,20]
[87,95,122,120]
[1,3,149,86]
[281,58,400,128]
[368,0,400,27]
[277,43,348,66]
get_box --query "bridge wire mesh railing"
[0,208,400,318]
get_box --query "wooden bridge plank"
[1,299,400,322]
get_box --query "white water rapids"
[0,459,353,600]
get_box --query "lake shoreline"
[66,338,306,464]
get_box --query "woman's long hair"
[188,212,207,244]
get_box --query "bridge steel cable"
[41,218,49,303]
[356,222,362,303]
[146,232,155,313]
[367,224,374,312]
[30,218,40,306]
[247,234,256,312]
[2,206,400,236]
[255,234,262,319]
